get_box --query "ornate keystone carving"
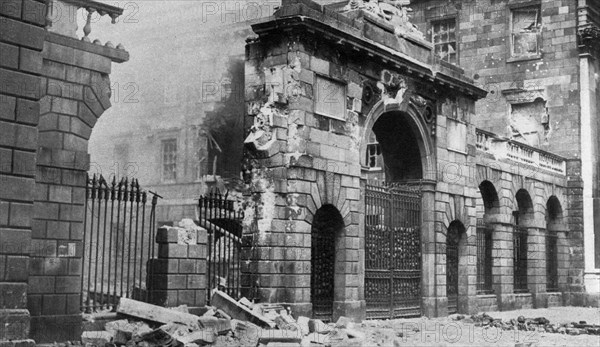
[377,69,407,105]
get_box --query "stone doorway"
[446,220,467,314]
[311,205,345,321]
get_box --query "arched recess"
[513,189,534,293]
[311,204,345,322]
[545,196,564,293]
[446,220,468,314]
[479,180,500,219]
[360,100,436,182]
[476,180,500,294]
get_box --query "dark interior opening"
[372,111,423,181]
[311,204,344,321]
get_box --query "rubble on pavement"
[454,313,600,335]
[80,290,365,347]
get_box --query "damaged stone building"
[237,0,600,321]
[1,0,600,344]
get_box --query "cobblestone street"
[334,307,600,347]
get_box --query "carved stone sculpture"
[343,0,424,39]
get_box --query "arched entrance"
[446,220,466,314]
[362,105,430,319]
[311,204,344,321]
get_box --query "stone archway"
[360,100,436,182]
[29,31,127,342]
[360,99,432,319]
[310,204,345,321]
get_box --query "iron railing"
[198,191,244,302]
[546,231,559,292]
[364,180,422,319]
[81,174,159,313]
[476,220,494,294]
[513,225,529,293]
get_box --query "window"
[476,220,494,294]
[366,143,382,169]
[511,6,542,58]
[432,18,457,64]
[161,139,177,183]
[315,76,346,120]
[546,231,559,292]
[513,211,529,293]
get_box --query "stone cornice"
[45,31,129,63]
[251,3,487,100]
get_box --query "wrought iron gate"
[82,175,159,313]
[199,191,243,302]
[365,181,422,319]
[446,225,459,314]
[546,231,558,292]
[513,225,529,293]
[311,205,343,322]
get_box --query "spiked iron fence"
[81,174,159,312]
[198,191,244,302]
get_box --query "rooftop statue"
[343,0,425,39]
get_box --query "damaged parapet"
[146,219,208,308]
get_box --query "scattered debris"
[81,331,112,346]
[210,290,276,328]
[453,313,600,335]
[117,298,202,329]
[81,291,369,346]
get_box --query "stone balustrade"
[46,0,126,49]
[476,128,566,175]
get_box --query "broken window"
[366,143,382,169]
[432,18,457,65]
[161,139,177,183]
[511,6,542,57]
[315,76,346,120]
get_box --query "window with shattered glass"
[161,139,177,182]
[366,143,382,169]
[511,6,542,57]
[432,18,457,65]
[365,131,383,170]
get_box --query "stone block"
[73,50,111,73]
[0,308,30,341]
[0,0,22,19]
[51,97,78,116]
[0,16,45,49]
[15,98,39,125]
[8,202,32,227]
[0,42,19,69]
[0,68,41,99]
[81,331,113,346]
[65,65,91,84]
[310,56,329,75]
[158,243,188,258]
[0,283,27,308]
[18,47,41,73]
[22,0,46,26]
[0,175,34,201]
[42,294,67,315]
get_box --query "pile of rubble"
[81,290,365,347]
[454,313,600,335]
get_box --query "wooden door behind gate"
[365,181,422,319]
